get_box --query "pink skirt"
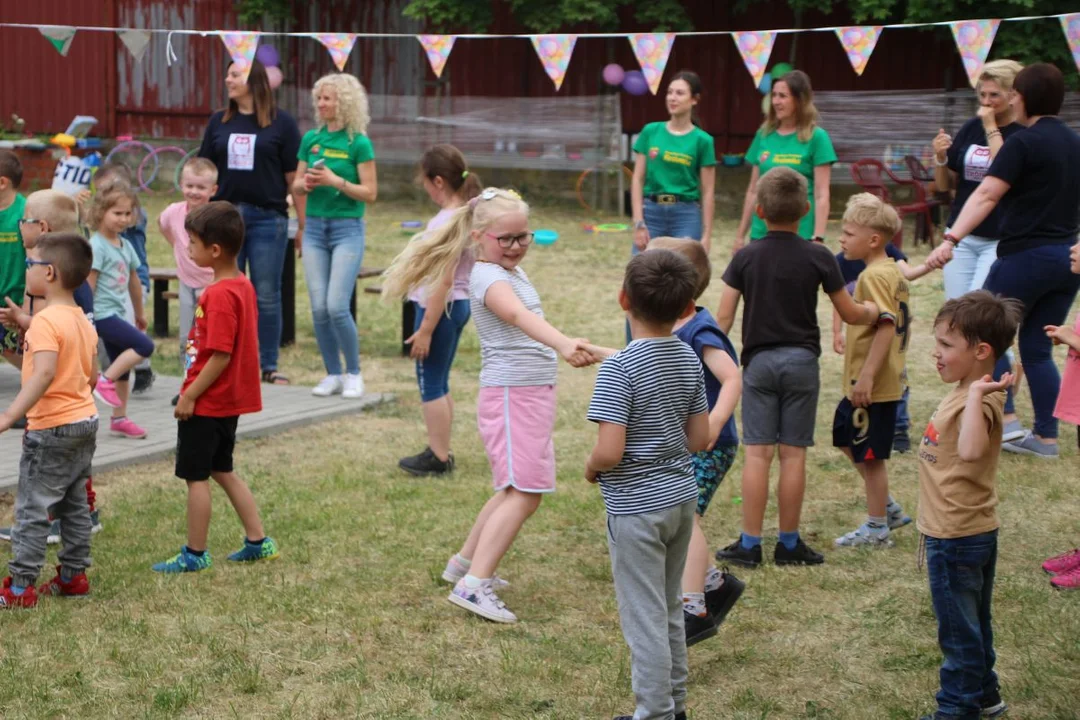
[477,385,557,494]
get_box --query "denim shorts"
[414,299,471,402]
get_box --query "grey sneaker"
[887,504,912,530]
[1002,419,1026,443]
[448,579,518,623]
[835,523,894,548]
[1002,432,1059,459]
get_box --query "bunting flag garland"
[531,34,576,90]
[834,26,881,76]
[39,25,77,56]
[118,29,152,63]
[629,33,675,95]
[417,35,455,78]
[949,19,1000,88]
[733,31,775,87]
[219,31,260,82]
[1062,14,1080,75]
[315,33,358,72]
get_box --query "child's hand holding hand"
[970,372,1013,398]
[561,338,594,367]
[1045,324,1079,348]
[174,394,195,421]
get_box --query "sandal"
[261,370,290,386]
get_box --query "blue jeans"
[637,199,703,254]
[413,299,471,402]
[983,243,1080,438]
[895,385,911,433]
[302,216,365,376]
[236,204,289,372]
[925,530,999,720]
[122,209,150,292]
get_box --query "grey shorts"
[742,346,820,447]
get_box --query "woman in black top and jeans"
[198,59,302,385]
[929,63,1080,458]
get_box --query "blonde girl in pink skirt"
[383,187,593,623]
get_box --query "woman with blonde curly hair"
[293,73,378,399]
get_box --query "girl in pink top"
[396,146,482,476]
[1042,239,1080,589]
[158,159,218,372]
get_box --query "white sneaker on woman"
[342,373,364,399]
[312,375,343,397]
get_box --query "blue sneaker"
[152,546,212,574]
[227,537,280,563]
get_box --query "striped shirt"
[587,336,708,515]
[469,261,557,388]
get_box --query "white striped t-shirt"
[587,336,708,515]
[469,261,558,388]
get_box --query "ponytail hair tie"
[468,195,481,210]
[461,170,469,179]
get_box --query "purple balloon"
[622,70,649,96]
[255,44,280,68]
[602,63,625,87]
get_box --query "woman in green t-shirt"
[631,71,717,254]
[735,70,837,250]
[292,73,378,400]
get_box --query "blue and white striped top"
[587,336,708,516]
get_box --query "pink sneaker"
[110,417,147,439]
[1050,566,1080,591]
[93,377,122,408]
[1043,547,1080,575]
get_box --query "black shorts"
[832,398,898,463]
[176,415,239,481]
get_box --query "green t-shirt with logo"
[297,127,375,219]
[0,194,26,304]
[747,125,837,240]
[633,122,717,200]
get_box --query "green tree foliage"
[401,0,694,33]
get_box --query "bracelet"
[943,232,960,245]
[934,155,948,167]
[986,129,1001,139]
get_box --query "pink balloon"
[266,65,283,90]
[602,63,625,86]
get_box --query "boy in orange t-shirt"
[0,233,99,609]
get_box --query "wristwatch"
[633,220,646,230]
[943,232,960,245]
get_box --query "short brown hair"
[86,182,139,232]
[934,290,1022,360]
[647,236,711,299]
[622,249,698,325]
[842,193,902,239]
[26,190,79,234]
[36,232,93,290]
[185,201,244,256]
[181,157,219,183]
[1013,62,1065,117]
[756,167,807,226]
[0,149,23,188]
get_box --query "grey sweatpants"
[178,284,204,366]
[9,418,98,587]
[607,500,696,720]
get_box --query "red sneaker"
[38,565,89,598]
[0,577,38,609]
[1042,547,1080,576]
[1050,565,1080,591]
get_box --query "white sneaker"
[835,524,894,548]
[342,373,364,399]
[312,375,343,397]
[448,579,518,623]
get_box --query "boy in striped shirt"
[586,249,711,720]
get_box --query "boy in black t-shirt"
[715,167,879,568]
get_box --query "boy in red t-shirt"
[152,201,278,573]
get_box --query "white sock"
[452,553,472,570]
[463,573,488,589]
[704,566,724,592]
[682,592,707,617]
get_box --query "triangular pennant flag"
[733,31,775,87]
[629,33,675,94]
[530,35,577,91]
[834,26,882,76]
[118,29,152,64]
[417,35,456,78]
[39,26,76,57]
[315,33,358,72]
[219,31,260,83]
[949,19,1000,88]
[1061,14,1080,75]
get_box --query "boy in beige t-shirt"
[917,290,1021,720]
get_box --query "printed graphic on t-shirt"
[963,144,993,182]
[649,147,659,159]
[323,149,349,160]
[0,230,18,244]
[920,417,940,460]
[185,304,204,378]
[228,134,257,171]
[661,150,692,167]
[112,260,129,292]
[772,153,804,165]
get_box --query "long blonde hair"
[761,70,819,143]
[312,73,370,137]
[381,188,529,302]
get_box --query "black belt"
[646,194,695,205]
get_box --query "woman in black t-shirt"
[929,63,1080,458]
[197,59,301,385]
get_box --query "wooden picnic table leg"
[281,240,296,347]
[153,277,169,339]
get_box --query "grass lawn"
[0,193,1078,719]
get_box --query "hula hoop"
[594,223,629,233]
[172,147,200,192]
[104,141,157,191]
[575,164,633,214]
[138,145,187,194]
